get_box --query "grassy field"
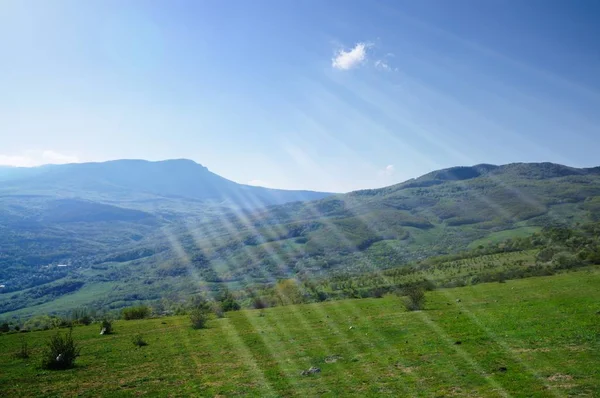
[1,269,599,397]
[467,226,542,249]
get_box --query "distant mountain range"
[0,159,331,208]
[2,160,600,318]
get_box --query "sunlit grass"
[1,269,598,397]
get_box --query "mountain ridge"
[0,158,332,207]
[2,160,600,317]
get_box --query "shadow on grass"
[230,315,296,395]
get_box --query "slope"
[2,161,600,315]
[1,269,598,396]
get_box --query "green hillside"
[3,162,600,316]
[1,269,598,397]
[185,162,600,280]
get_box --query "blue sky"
[1,0,599,192]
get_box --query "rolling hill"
[2,161,600,317]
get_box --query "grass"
[0,281,118,319]
[1,269,599,397]
[468,226,542,249]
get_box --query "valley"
[1,160,600,317]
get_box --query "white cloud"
[0,150,80,167]
[332,43,368,70]
[247,179,274,188]
[377,164,395,177]
[375,59,391,71]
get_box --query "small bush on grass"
[41,329,81,370]
[402,286,426,311]
[190,308,209,329]
[132,334,148,347]
[13,336,30,359]
[100,319,112,335]
[122,305,150,320]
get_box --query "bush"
[211,302,225,318]
[221,298,241,312]
[190,308,209,329]
[402,286,426,311]
[251,297,269,309]
[132,334,148,347]
[100,319,112,335]
[370,287,386,298]
[0,322,9,333]
[122,305,150,320]
[41,329,81,370]
[13,336,30,359]
[551,252,582,270]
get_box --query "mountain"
[0,159,331,272]
[0,159,331,208]
[0,159,331,311]
[2,161,600,318]
[181,162,600,277]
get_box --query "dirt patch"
[324,355,342,364]
[394,364,414,374]
[565,345,587,352]
[512,347,551,353]
[547,374,573,382]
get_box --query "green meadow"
[1,268,598,397]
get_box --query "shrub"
[314,290,329,302]
[100,319,112,335]
[0,322,9,333]
[13,336,30,359]
[551,252,582,270]
[370,287,386,298]
[122,305,150,320]
[211,302,224,318]
[41,329,81,370]
[402,286,426,311]
[275,279,304,305]
[221,298,241,312]
[132,334,148,347]
[190,308,209,329]
[252,297,269,309]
